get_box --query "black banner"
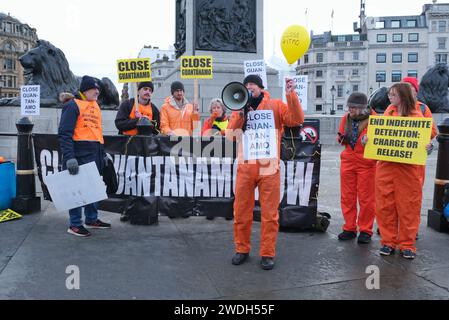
[33,122,321,229]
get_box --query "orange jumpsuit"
[375,105,429,253]
[416,102,438,186]
[227,91,304,258]
[338,113,377,236]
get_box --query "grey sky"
[3,0,432,89]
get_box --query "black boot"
[232,253,249,266]
[260,257,275,271]
[338,231,357,241]
[357,232,372,244]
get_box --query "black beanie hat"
[80,76,100,93]
[347,92,368,108]
[243,75,264,89]
[171,81,185,94]
[138,81,154,92]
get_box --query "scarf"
[242,93,264,132]
[344,108,371,149]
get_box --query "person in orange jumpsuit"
[375,83,433,260]
[401,77,439,186]
[226,75,304,270]
[337,93,377,244]
[160,81,200,137]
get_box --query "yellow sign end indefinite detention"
[364,116,433,166]
[117,58,152,83]
[180,56,213,79]
[0,209,23,223]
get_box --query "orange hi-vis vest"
[72,99,104,144]
[123,103,154,136]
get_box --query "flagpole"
[331,9,334,33]
[305,8,309,31]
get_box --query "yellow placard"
[0,209,22,223]
[117,58,152,83]
[364,116,433,165]
[180,56,213,79]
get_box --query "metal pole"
[331,94,335,115]
[11,117,41,214]
[428,118,449,232]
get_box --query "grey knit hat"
[347,92,368,108]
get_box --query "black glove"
[338,133,349,145]
[66,158,79,175]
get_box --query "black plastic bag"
[103,157,118,195]
[368,87,390,114]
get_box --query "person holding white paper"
[58,76,111,237]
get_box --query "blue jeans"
[69,202,98,227]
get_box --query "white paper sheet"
[44,162,107,212]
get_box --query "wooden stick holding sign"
[180,56,213,136]
[117,58,152,117]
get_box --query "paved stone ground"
[0,146,448,300]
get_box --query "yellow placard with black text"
[117,58,152,83]
[364,116,433,165]
[180,56,213,79]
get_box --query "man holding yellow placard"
[366,83,434,260]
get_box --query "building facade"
[297,32,369,115]
[297,2,449,114]
[123,45,176,101]
[0,13,38,98]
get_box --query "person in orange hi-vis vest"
[337,93,377,244]
[374,83,434,260]
[226,75,304,271]
[115,81,160,136]
[160,81,200,136]
[58,76,111,238]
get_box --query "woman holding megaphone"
[225,75,304,271]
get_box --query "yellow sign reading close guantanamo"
[117,58,152,83]
[364,116,433,165]
[181,56,213,79]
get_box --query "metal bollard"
[428,117,449,232]
[11,117,41,214]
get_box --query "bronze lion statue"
[368,64,449,114]
[0,40,119,108]
[417,63,449,113]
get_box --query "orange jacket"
[160,96,200,136]
[72,99,104,144]
[226,90,304,163]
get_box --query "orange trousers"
[375,162,422,252]
[340,157,376,235]
[234,163,280,258]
